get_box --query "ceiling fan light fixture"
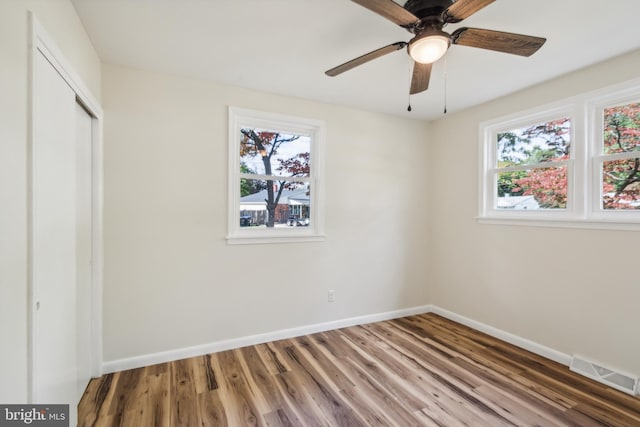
[409,30,450,64]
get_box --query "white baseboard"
[102,304,573,374]
[102,304,432,374]
[429,305,572,366]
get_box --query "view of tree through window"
[496,118,571,209]
[239,128,311,227]
[602,101,640,209]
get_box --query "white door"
[32,50,93,425]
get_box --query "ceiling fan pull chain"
[407,58,413,112]
[443,52,448,114]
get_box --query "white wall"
[101,63,431,363]
[428,49,640,375]
[0,0,101,403]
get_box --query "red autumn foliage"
[602,102,640,209]
[515,160,568,209]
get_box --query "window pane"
[239,180,311,227]
[497,118,571,166]
[496,166,567,209]
[602,158,640,209]
[603,101,640,155]
[240,128,310,178]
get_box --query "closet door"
[32,50,79,423]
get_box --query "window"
[595,99,640,211]
[494,115,572,211]
[480,78,640,230]
[227,107,325,244]
[481,106,578,221]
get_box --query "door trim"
[28,13,104,401]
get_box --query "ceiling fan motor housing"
[404,0,454,22]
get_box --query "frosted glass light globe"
[409,33,450,64]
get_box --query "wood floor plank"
[239,345,286,410]
[275,370,334,426]
[190,355,219,395]
[457,356,579,411]
[141,370,170,427]
[363,321,487,391]
[291,335,356,393]
[332,355,429,426]
[340,325,511,426]
[259,341,292,374]
[262,408,297,427]
[196,390,228,426]
[393,317,528,379]
[106,367,144,418]
[169,358,198,427]
[78,372,117,427]
[364,321,523,426]
[270,338,366,427]
[347,337,501,426]
[214,349,265,426]
[472,384,570,427]
[80,313,640,426]
[339,326,438,412]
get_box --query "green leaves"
[497,118,571,166]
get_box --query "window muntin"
[228,107,325,243]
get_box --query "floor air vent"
[570,355,639,395]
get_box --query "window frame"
[589,91,640,222]
[227,107,326,244]
[479,77,640,231]
[480,104,581,221]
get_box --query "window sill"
[477,216,640,231]
[226,233,326,245]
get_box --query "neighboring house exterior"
[496,195,540,210]
[240,187,310,225]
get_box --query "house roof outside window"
[240,187,309,207]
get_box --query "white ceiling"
[71,0,640,120]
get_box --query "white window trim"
[227,107,326,244]
[479,77,640,231]
[588,88,640,223]
[479,103,581,220]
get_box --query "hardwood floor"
[79,313,640,426]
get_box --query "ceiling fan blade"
[444,0,495,22]
[410,62,432,95]
[351,0,419,27]
[325,42,407,77]
[452,27,546,57]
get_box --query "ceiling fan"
[325,0,546,95]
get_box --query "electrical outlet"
[328,290,336,303]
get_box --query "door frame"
[28,13,104,401]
